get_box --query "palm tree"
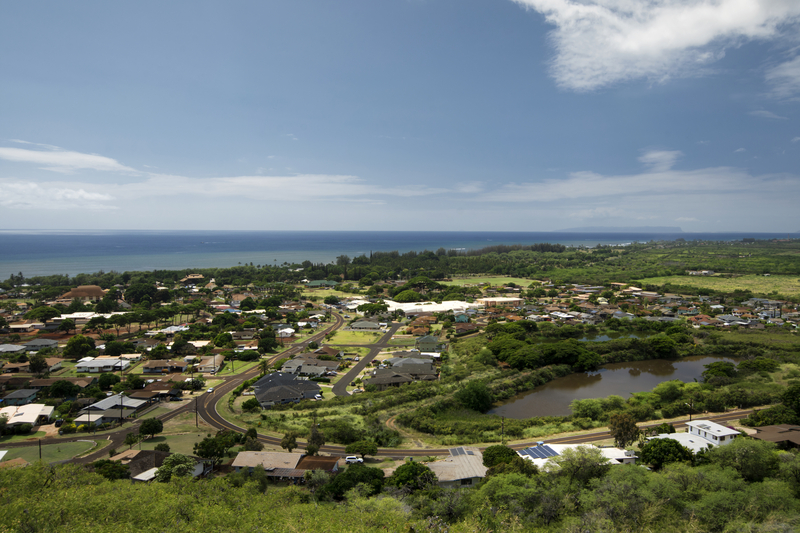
[258,359,269,376]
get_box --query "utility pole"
[195,395,199,428]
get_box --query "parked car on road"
[345,456,363,464]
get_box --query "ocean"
[0,230,796,280]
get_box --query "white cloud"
[735,147,746,152]
[639,149,681,171]
[765,53,800,99]
[455,181,484,194]
[481,163,794,204]
[0,181,116,210]
[513,0,800,91]
[749,110,788,119]
[792,137,800,142]
[0,145,137,174]
[118,173,449,201]
[283,134,298,141]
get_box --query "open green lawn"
[215,361,259,376]
[636,274,800,296]
[327,331,384,344]
[0,431,47,444]
[442,276,534,287]
[136,432,209,456]
[1,440,100,464]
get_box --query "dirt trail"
[385,415,426,449]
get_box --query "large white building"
[648,420,740,453]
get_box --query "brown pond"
[487,356,735,419]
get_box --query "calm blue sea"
[0,230,796,280]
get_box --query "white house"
[75,357,131,373]
[648,420,740,453]
[518,443,636,468]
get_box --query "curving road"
[8,310,758,463]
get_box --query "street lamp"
[685,401,695,422]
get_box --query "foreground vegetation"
[3,437,800,533]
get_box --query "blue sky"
[1,0,799,232]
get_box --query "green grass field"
[442,276,535,287]
[1,440,99,464]
[0,431,47,444]
[327,331,384,344]
[637,274,800,296]
[215,361,259,376]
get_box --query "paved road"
[12,312,348,464]
[331,322,404,396]
[8,310,757,464]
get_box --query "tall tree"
[608,413,640,448]
[281,431,299,453]
[139,418,164,440]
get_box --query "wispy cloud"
[639,149,681,172]
[749,110,788,120]
[283,134,298,141]
[735,148,746,152]
[0,180,116,210]
[765,53,800,100]
[0,145,137,174]
[513,0,800,91]
[481,159,796,204]
[792,137,800,142]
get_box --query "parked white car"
[345,456,363,464]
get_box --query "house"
[196,354,225,373]
[29,377,96,391]
[141,360,189,374]
[60,285,107,302]
[415,335,440,352]
[108,449,208,480]
[2,362,30,374]
[252,372,321,408]
[365,366,438,391]
[232,451,339,480]
[647,419,739,453]
[749,425,800,448]
[0,345,26,355]
[75,394,147,424]
[518,443,636,468]
[0,404,54,427]
[427,447,488,488]
[1,389,38,406]
[44,358,65,372]
[231,329,256,341]
[23,338,59,352]
[276,328,295,339]
[350,320,381,331]
[313,346,343,359]
[75,357,131,373]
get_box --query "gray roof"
[0,344,26,353]
[2,389,38,400]
[84,394,147,412]
[24,339,59,348]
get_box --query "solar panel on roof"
[520,445,558,459]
